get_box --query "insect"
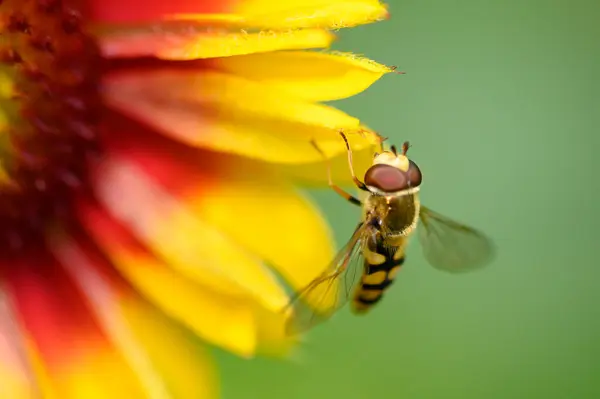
[283,132,494,335]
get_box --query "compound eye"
[364,164,408,193]
[407,161,422,187]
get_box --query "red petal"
[86,0,233,24]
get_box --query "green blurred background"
[217,0,599,398]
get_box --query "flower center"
[0,0,101,254]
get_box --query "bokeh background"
[215,1,599,398]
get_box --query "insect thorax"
[364,193,420,238]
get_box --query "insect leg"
[379,135,388,153]
[339,131,369,191]
[311,139,362,206]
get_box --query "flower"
[0,0,393,397]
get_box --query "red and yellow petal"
[90,154,289,313]
[77,200,260,357]
[93,0,388,60]
[173,0,389,30]
[99,123,337,293]
[0,289,39,399]
[83,122,346,353]
[89,0,389,30]
[103,69,381,163]
[1,254,147,398]
[49,233,217,398]
[78,199,298,359]
[98,27,335,60]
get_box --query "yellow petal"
[119,298,218,398]
[114,245,256,358]
[188,154,350,329]
[114,247,256,359]
[215,51,396,102]
[0,368,33,399]
[172,0,389,30]
[278,144,377,186]
[254,305,300,357]
[56,352,143,399]
[98,26,334,60]
[0,69,17,170]
[192,169,335,295]
[103,69,382,163]
[0,70,11,133]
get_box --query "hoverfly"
[283,132,494,335]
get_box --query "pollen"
[0,0,101,254]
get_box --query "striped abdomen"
[351,235,407,313]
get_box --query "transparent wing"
[282,222,371,335]
[418,206,494,273]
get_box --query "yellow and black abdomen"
[351,236,407,314]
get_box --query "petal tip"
[328,51,398,74]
